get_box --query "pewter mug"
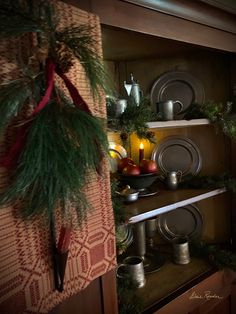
[116,256,146,288]
[158,100,184,120]
[172,236,190,265]
[114,99,127,117]
[165,171,182,190]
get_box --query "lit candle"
[139,142,144,163]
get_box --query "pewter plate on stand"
[151,136,202,177]
[157,204,203,242]
[108,141,127,173]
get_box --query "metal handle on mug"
[116,263,128,278]
[176,170,182,183]
[173,100,184,115]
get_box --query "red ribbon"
[0,59,90,170]
[33,59,55,115]
[56,67,91,114]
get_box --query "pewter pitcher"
[124,74,142,106]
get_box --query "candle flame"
[139,142,144,149]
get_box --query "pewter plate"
[116,223,133,250]
[151,136,202,177]
[157,204,203,242]
[150,71,205,119]
[108,142,127,173]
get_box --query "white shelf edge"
[147,119,210,129]
[128,187,227,224]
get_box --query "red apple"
[122,164,141,176]
[117,157,134,173]
[139,159,158,174]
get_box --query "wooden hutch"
[54,1,236,313]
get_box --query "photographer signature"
[189,291,223,300]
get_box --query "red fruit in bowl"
[139,159,158,174]
[122,164,141,176]
[117,157,134,173]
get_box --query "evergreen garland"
[179,173,236,192]
[183,101,236,140]
[110,178,126,225]
[191,241,236,272]
[179,173,236,193]
[109,97,156,147]
[117,276,143,314]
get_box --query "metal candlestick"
[145,218,157,247]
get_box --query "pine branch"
[0,93,108,222]
[0,0,43,38]
[0,79,32,134]
[56,26,112,97]
[113,96,156,145]
[111,178,126,225]
[183,101,236,141]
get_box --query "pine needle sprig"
[0,0,43,38]
[114,96,156,144]
[56,26,111,97]
[110,178,126,225]
[184,101,236,141]
[191,241,236,272]
[0,78,32,134]
[179,173,236,192]
[0,94,108,222]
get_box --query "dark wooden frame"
[50,269,118,314]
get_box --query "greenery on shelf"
[117,276,143,314]
[108,96,157,147]
[179,173,236,192]
[191,241,236,272]
[183,101,236,140]
[110,178,126,226]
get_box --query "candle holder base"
[143,249,165,274]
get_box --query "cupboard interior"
[103,24,234,310]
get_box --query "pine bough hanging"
[0,1,109,225]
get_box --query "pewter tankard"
[165,171,182,190]
[158,100,184,120]
[116,256,146,288]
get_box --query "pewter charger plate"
[151,136,202,177]
[150,71,205,119]
[157,204,203,242]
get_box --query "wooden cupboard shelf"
[126,188,227,224]
[136,250,213,313]
[147,119,210,129]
